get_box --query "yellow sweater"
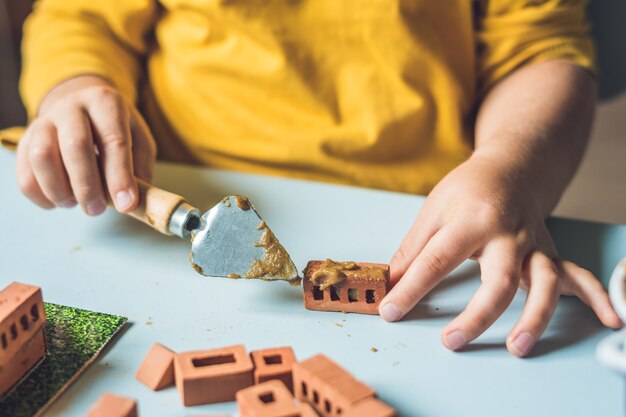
[17,0,593,194]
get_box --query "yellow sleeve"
[20,0,158,118]
[475,0,595,95]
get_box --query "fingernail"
[115,190,133,211]
[380,303,402,322]
[58,197,77,209]
[512,332,535,356]
[86,200,106,216]
[444,330,466,351]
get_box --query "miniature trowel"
[125,179,300,283]
[0,132,298,283]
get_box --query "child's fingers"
[57,109,107,216]
[441,239,520,351]
[506,252,560,357]
[389,213,439,285]
[129,109,157,183]
[27,121,76,208]
[560,261,622,329]
[16,131,55,209]
[380,224,478,322]
[388,197,442,285]
[17,164,55,210]
[83,87,137,213]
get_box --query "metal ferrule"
[169,202,202,239]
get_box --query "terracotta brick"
[186,415,232,417]
[237,380,298,417]
[250,346,297,393]
[342,398,396,417]
[296,403,319,417]
[135,343,175,390]
[175,344,253,406]
[293,354,375,417]
[265,403,318,417]
[0,282,47,397]
[86,392,138,417]
[302,260,390,315]
[240,404,317,417]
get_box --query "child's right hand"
[16,75,157,215]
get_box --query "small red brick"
[250,346,297,393]
[296,403,319,417]
[0,282,47,397]
[237,380,298,417]
[135,343,175,390]
[186,415,232,417]
[240,402,317,417]
[174,344,253,406]
[293,354,375,417]
[302,260,390,315]
[86,393,138,417]
[343,398,396,417]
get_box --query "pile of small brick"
[86,343,395,417]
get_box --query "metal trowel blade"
[189,195,299,283]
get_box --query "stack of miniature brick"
[87,259,394,416]
[87,343,395,417]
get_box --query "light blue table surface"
[0,149,624,417]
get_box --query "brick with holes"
[135,342,176,390]
[302,260,390,315]
[0,282,47,397]
[185,415,231,417]
[295,403,319,417]
[186,415,232,417]
[236,380,318,417]
[245,403,317,417]
[342,397,396,417]
[250,346,297,393]
[175,344,254,406]
[236,380,297,417]
[293,353,376,417]
[86,392,138,417]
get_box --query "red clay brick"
[0,282,47,397]
[295,403,319,417]
[135,343,175,390]
[186,415,232,417]
[175,344,253,406]
[236,380,298,417]
[342,398,397,417]
[240,404,317,417]
[250,346,297,393]
[303,260,390,315]
[86,392,138,417]
[293,354,375,417]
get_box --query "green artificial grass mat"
[0,302,127,417]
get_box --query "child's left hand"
[378,150,622,357]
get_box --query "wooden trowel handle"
[122,178,199,238]
[124,178,186,235]
[1,135,197,237]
